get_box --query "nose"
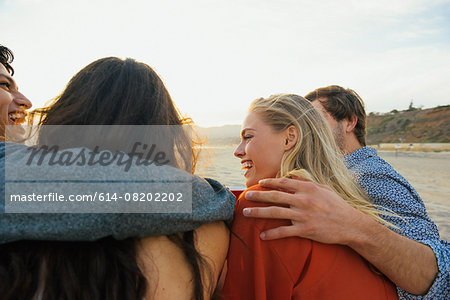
[234,140,245,158]
[13,90,32,109]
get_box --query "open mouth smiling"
[241,160,253,176]
[8,111,27,125]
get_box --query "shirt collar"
[344,146,377,169]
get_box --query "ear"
[344,115,358,133]
[284,125,298,150]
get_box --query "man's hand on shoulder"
[242,177,369,245]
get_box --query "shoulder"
[233,185,292,231]
[138,222,229,299]
[195,221,230,260]
[193,221,230,298]
[348,147,397,177]
[191,177,236,223]
[236,184,274,209]
[232,184,312,266]
[348,148,417,195]
[348,151,441,240]
[349,150,424,212]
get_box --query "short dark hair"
[0,45,14,75]
[305,85,367,146]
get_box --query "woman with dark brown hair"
[0,57,231,300]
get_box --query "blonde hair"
[249,94,392,226]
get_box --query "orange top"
[222,185,398,300]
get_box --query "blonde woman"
[221,94,398,299]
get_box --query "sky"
[1,0,449,126]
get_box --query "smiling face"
[0,63,14,129]
[0,63,32,138]
[234,112,288,187]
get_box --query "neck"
[342,134,363,156]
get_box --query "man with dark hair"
[243,85,448,299]
[305,85,367,152]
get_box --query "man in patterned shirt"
[242,85,448,299]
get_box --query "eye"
[0,81,11,90]
[243,135,253,140]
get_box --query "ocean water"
[195,145,244,188]
[195,144,450,241]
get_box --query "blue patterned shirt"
[345,147,449,299]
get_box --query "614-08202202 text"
[9,192,184,203]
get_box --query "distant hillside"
[366,105,450,144]
[195,124,241,145]
[196,105,450,145]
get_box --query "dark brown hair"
[305,85,367,146]
[0,234,211,300]
[0,238,146,300]
[0,45,14,75]
[2,57,209,300]
[30,56,196,171]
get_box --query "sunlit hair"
[249,94,392,226]
[28,57,198,172]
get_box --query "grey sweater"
[0,142,235,243]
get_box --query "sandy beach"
[378,151,450,241]
[196,146,450,241]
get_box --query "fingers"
[259,177,333,194]
[243,205,297,220]
[258,177,311,192]
[290,174,309,181]
[245,190,297,206]
[259,225,301,240]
